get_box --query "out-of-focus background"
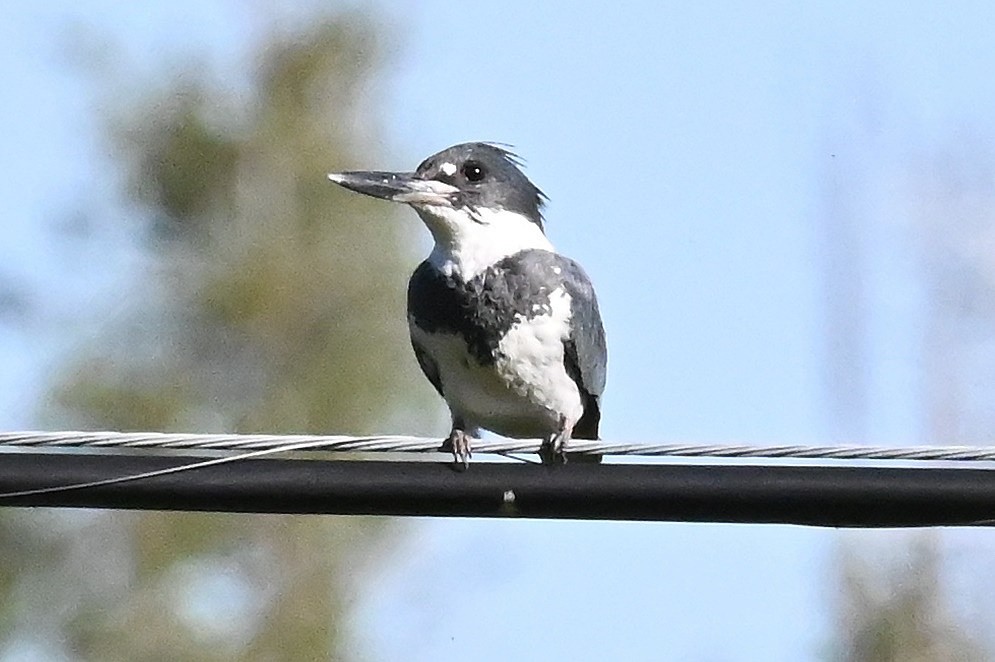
[2,2,995,660]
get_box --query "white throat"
[417,205,553,280]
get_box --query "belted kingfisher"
[327,142,607,466]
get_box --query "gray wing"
[559,259,607,391]
[407,261,446,398]
[410,333,444,398]
[507,250,607,402]
[554,257,607,439]
[505,250,606,439]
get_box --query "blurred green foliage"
[1,10,436,661]
[823,138,995,661]
[833,536,985,662]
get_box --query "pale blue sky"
[3,2,995,660]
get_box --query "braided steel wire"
[3,430,995,463]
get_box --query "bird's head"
[328,143,550,275]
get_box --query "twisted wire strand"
[3,430,995,463]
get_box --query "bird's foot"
[539,426,569,466]
[441,428,472,470]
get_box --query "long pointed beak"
[326,170,458,206]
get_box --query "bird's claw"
[441,429,472,470]
[539,433,568,466]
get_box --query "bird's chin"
[413,204,465,234]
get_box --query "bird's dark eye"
[462,161,486,182]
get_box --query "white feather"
[417,206,552,280]
[409,287,582,438]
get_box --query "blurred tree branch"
[1,9,435,661]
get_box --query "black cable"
[1,452,994,526]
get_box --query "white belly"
[410,288,583,438]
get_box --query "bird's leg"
[440,420,473,469]
[539,415,572,465]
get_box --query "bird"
[327,142,606,467]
